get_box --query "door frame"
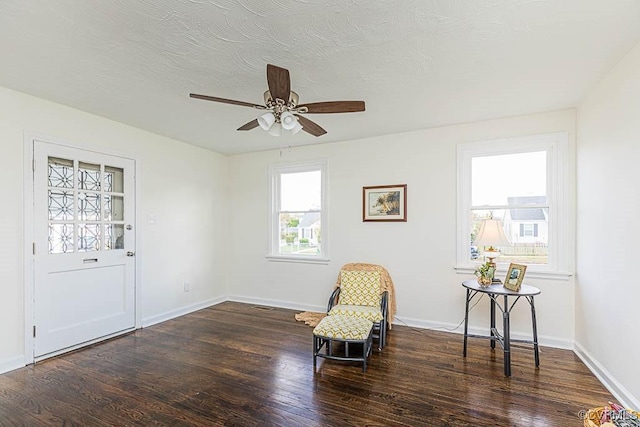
[22,133,143,364]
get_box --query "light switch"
[147,213,157,224]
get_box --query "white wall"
[576,40,640,408]
[228,109,576,348]
[0,86,228,372]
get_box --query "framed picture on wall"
[504,263,527,292]
[362,184,407,222]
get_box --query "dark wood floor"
[0,302,612,426]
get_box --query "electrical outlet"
[183,282,191,292]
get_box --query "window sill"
[266,255,330,265]
[454,265,573,281]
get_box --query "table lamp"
[473,218,511,283]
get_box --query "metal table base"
[462,280,540,377]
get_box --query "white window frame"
[456,132,571,279]
[266,160,329,264]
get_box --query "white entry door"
[33,141,136,359]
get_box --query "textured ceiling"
[1,1,640,155]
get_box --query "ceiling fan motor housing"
[263,90,299,108]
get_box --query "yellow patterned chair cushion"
[313,315,373,340]
[328,304,384,322]
[338,270,381,307]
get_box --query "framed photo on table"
[504,263,527,292]
[363,184,407,222]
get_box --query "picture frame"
[363,184,407,222]
[504,263,527,292]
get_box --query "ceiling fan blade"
[190,93,264,109]
[237,119,259,131]
[266,64,291,102]
[295,115,327,137]
[297,101,365,114]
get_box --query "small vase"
[477,275,492,287]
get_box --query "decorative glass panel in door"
[47,159,127,254]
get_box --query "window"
[457,133,569,276]
[520,223,538,238]
[268,160,328,263]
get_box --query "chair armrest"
[327,287,341,313]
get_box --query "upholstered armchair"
[326,263,396,350]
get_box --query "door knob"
[126,251,135,257]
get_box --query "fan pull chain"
[279,145,292,158]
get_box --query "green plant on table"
[474,261,495,279]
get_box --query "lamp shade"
[267,123,281,136]
[473,218,511,248]
[258,112,276,130]
[280,111,298,130]
[290,120,303,134]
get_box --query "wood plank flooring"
[0,302,613,426]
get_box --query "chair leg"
[313,336,317,367]
[362,346,367,373]
[379,319,386,350]
[384,318,388,346]
[363,330,373,372]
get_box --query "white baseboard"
[224,296,574,349]
[0,356,26,375]
[227,294,325,314]
[142,296,227,328]
[574,341,640,410]
[393,315,574,350]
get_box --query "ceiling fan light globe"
[267,123,282,137]
[258,112,276,130]
[290,121,303,134]
[280,111,297,130]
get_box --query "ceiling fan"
[190,64,365,137]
